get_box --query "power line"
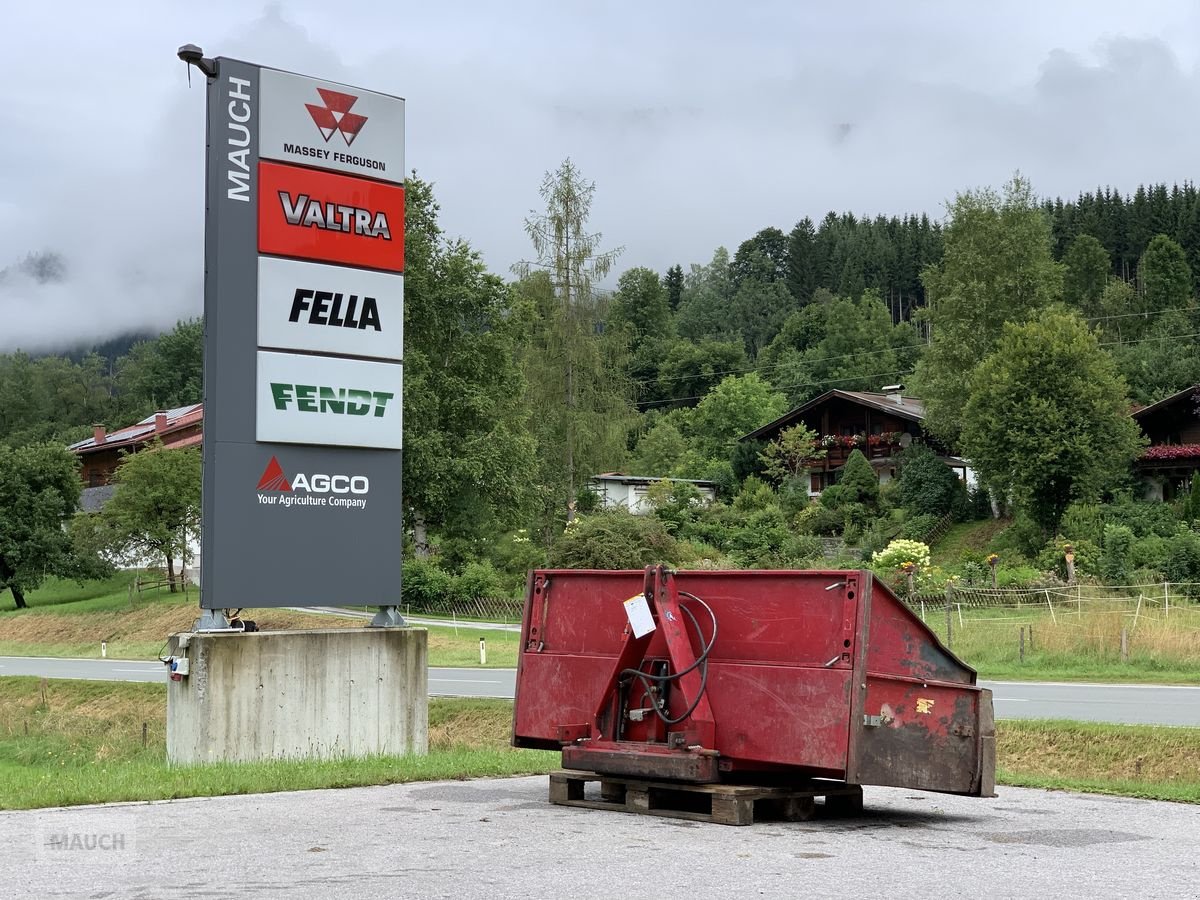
[635,367,917,409]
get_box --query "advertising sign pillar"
[187,48,405,626]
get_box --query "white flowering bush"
[871,539,931,573]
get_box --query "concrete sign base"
[166,628,427,764]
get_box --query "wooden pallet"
[548,770,864,826]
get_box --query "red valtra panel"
[258,161,405,273]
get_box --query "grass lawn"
[0,678,1195,809]
[929,518,1012,568]
[0,576,518,669]
[0,678,554,810]
[997,719,1200,803]
[913,598,1200,684]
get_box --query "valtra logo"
[255,456,369,510]
[306,89,367,146]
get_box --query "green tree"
[549,508,680,569]
[651,338,747,407]
[896,444,961,518]
[676,248,737,342]
[0,443,84,608]
[79,444,201,591]
[820,448,880,512]
[403,176,537,556]
[759,424,824,481]
[114,319,203,417]
[689,374,787,461]
[961,309,1144,533]
[1138,234,1192,316]
[1062,234,1111,318]
[610,266,672,353]
[516,159,632,526]
[916,175,1063,444]
[663,264,684,312]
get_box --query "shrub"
[871,539,931,572]
[794,504,844,536]
[402,557,454,608]
[451,561,506,601]
[647,480,704,534]
[901,513,940,542]
[820,449,880,511]
[1164,530,1200,583]
[896,445,961,518]
[967,486,993,520]
[549,509,681,569]
[733,475,777,512]
[1101,524,1135,583]
[1034,537,1100,581]
[729,507,793,567]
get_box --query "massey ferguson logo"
[306,89,367,146]
[256,456,369,510]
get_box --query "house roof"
[741,389,926,442]
[69,403,203,454]
[590,473,718,488]
[1131,384,1198,421]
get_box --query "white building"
[587,473,718,515]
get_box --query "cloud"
[0,2,1198,350]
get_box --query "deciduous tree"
[960,309,1144,534]
[0,443,85,608]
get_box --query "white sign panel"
[258,68,405,184]
[256,350,403,449]
[623,594,657,639]
[257,257,403,360]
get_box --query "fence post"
[1019,626,1025,663]
[944,585,954,648]
[1120,627,1129,662]
[1045,589,1056,625]
[1164,583,1170,620]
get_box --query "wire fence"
[900,581,1200,664]
[402,596,525,623]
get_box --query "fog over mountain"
[1,1,1198,350]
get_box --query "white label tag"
[623,594,656,639]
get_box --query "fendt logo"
[255,456,369,510]
[306,89,367,146]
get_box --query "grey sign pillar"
[186,48,405,628]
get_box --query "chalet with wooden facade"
[68,404,203,510]
[742,388,971,495]
[1133,385,1200,500]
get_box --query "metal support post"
[370,606,406,627]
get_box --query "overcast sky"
[2,1,1199,350]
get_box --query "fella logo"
[306,89,367,146]
[258,161,406,272]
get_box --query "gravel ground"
[2,775,1197,899]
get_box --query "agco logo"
[306,89,367,146]
[256,456,369,510]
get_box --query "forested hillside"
[4,169,1200,597]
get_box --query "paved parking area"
[2,775,1196,899]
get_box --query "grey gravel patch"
[984,829,1149,847]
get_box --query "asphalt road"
[1,776,1196,899]
[2,656,1197,725]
